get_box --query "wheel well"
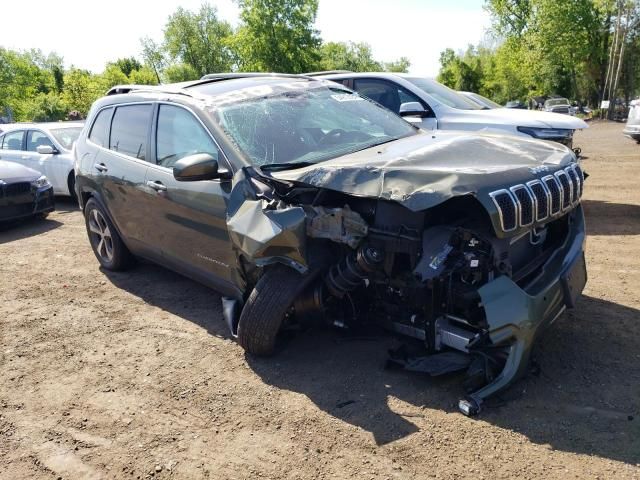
[81,191,93,210]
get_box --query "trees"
[232,0,321,73]
[164,4,235,77]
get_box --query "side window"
[27,131,54,152]
[109,104,152,161]
[156,104,220,168]
[1,130,25,151]
[353,79,423,114]
[89,107,113,147]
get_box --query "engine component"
[325,245,384,298]
[306,205,368,248]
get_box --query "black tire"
[36,212,49,220]
[67,172,77,203]
[237,264,319,356]
[84,198,134,271]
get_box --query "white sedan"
[0,122,83,198]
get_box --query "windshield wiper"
[259,161,316,172]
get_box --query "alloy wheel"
[88,208,114,262]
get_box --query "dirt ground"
[1,121,639,479]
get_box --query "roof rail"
[303,70,353,77]
[106,84,166,96]
[199,72,313,81]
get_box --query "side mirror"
[173,153,227,181]
[36,145,56,155]
[399,102,428,118]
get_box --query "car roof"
[319,71,416,80]
[95,75,333,111]
[0,122,84,132]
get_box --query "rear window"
[89,108,113,147]
[109,104,152,160]
[1,130,25,150]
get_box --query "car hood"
[441,107,588,131]
[270,130,575,212]
[0,160,40,182]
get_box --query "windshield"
[50,127,82,149]
[471,93,502,109]
[406,78,484,110]
[214,87,417,167]
[545,98,569,107]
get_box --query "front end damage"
[225,162,587,416]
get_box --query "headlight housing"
[32,175,50,188]
[517,126,573,140]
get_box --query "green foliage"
[317,42,382,72]
[163,63,200,83]
[164,4,234,77]
[232,0,321,73]
[109,57,143,77]
[24,92,69,122]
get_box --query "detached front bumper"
[467,206,587,410]
[0,184,55,222]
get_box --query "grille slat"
[527,180,549,221]
[511,186,534,226]
[490,191,517,231]
[555,171,572,209]
[566,168,579,203]
[543,176,562,214]
[4,182,31,197]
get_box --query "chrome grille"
[489,190,517,231]
[555,170,572,210]
[510,185,534,226]
[527,180,549,221]
[490,164,584,232]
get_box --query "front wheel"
[237,265,319,356]
[84,198,133,271]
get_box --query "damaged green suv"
[75,75,587,415]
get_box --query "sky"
[0,0,491,77]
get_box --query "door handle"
[95,163,108,172]
[146,180,167,192]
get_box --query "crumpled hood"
[0,160,40,182]
[270,130,575,212]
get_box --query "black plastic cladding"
[491,164,583,232]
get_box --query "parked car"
[0,160,54,222]
[75,75,587,415]
[308,72,587,148]
[0,122,83,198]
[459,91,502,109]
[544,97,573,115]
[505,100,527,109]
[623,99,640,142]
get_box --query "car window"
[156,105,220,168]
[109,104,152,161]
[353,79,423,114]
[51,127,82,150]
[27,130,54,152]
[405,77,483,110]
[89,108,113,147]
[1,130,25,150]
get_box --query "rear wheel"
[67,172,77,203]
[237,265,319,356]
[84,198,133,271]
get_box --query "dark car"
[505,100,527,109]
[0,160,55,222]
[74,75,587,415]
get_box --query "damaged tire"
[237,264,319,356]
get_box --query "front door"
[24,130,66,194]
[352,78,438,131]
[144,103,239,292]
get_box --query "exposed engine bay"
[224,165,586,416]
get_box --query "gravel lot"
[1,121,639,479]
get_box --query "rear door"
[0,130,27,164]
[97,103,154,249]
[143,103,238,292]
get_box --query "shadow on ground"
[102,258,640,463]
[583,199,640,235]
[0,216,62,243]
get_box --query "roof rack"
[199,72,313,81]
[303,70,353,77]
